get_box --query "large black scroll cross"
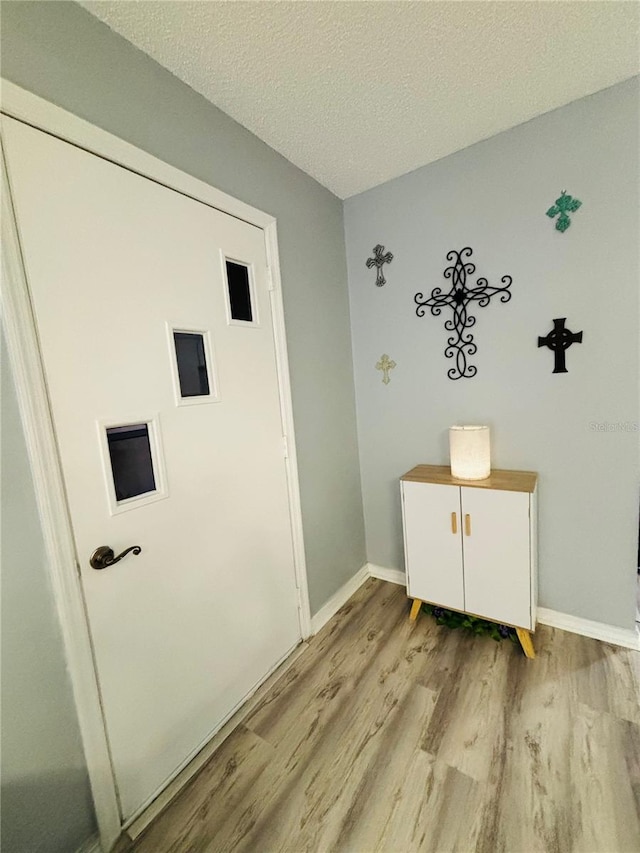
[537,318,583,373]
[414,247,513,380]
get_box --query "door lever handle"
[90,545,142,570]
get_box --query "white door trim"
[1,79,311,851]
[1,136,122,850]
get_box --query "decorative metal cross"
[546,190,582,233]
[414,247,512,380]
[537,318,583,373]
[375,353,396,384]
[366,244,393,287]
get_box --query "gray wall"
[1,332,97,852]
[345,77,639,631]
[1,2,365,850]
[1,0,366,615]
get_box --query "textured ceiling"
[79,1,640,199]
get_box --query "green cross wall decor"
[546,190,582,232]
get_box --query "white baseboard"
[330,561,640,653]
[310,564,370,633]
[76,835,101,853]
[367,563,406,586]
[310,563,408,634]
[537,607,640,651]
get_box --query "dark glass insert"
[173,331,210,397]
[106,424,156,502]
[226,260,253,322]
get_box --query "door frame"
[1,80,312,850]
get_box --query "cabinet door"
[461,487,531,628]
[402,481,464,610]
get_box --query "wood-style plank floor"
[119,579,640,853]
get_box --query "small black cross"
[366,244,393,287]
[537,318,583,373]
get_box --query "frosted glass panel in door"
[106,424,156,501]
[173,332,210,397]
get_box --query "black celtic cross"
[414,247,512,380]
[366,244,393,287]
[537,318,583,373]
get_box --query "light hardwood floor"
[118,579,640,853]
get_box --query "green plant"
[422,603,517,643]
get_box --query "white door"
[461,487,532,628]
[402,481,464,610]
[3,117,302,819]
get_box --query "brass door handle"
[451,512,457,534]
[465,514,471,536]
[90,545,142,570]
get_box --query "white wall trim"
[1,79,312,850]
[356,562,640,653]
[1,140,122,849]
[537,607,640,651]
[367,563,406,586]
[0,81,271,229]
[76,834,102,853]
[309,564,405,635]
[264,221,311,639]
[310,564,369,634]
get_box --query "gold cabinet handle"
[451,512,457,534]
[465,514,471,536]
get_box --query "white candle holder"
[449,425,491,480]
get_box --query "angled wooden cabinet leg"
[409,599,422,621]
[516,627,535,659]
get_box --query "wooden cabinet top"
[401,465,537,493]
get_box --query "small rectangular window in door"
[99,416,168,515]
[106,424,156,502]
[174,332,210,397]
[225,259,255,324]
[167,324,219,406]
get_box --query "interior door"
[402,481,464,610]
[461,487,532,628]
[2,116,302,819]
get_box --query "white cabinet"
[400,466,537,651]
